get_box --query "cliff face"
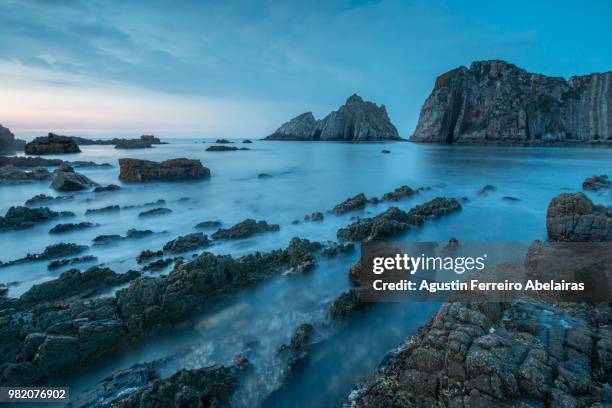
[265,94,400,141]
[0,125,25,151]
[411,60,612,144]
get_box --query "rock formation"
[25,133,81,155]
[0,125,25,151]
[265,94,401,141]
[411,60,612,144]
[118,158,210,182]
[546,192,612,241]
[50,164,97,191]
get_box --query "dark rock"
[337,197,461,241]
[49,222,98,234]
[478,184,497,196]
[93,229,153,245]
[136,250,163,264]
[582,175,611,191]
[502,196,520,201]
[0,125,25,151]
[0,165,51,184]
[0,242,89,268]
[329,288,368,319]
[51,164,97,191]
[25,133,81,155]
[265,94,400,141]
[163,233,211,253]
[321,242,355,258]
[382,185,416,201]
[194,220,222,229]
[304,212,324,222]
[332,193,367,215]
[114,140,153,149]
[85,205,120,215]
[215,139,232,143]
[381,149,391,153]
[243,139,252,143]
[138,207,172,217]
[93,184,121,193]
[118,158,210,182]
[47,255,98,270]
[277,323,318,374]
[139,135,162,144]
[212,219,280,240]
[0,156,64,167]
[0,206,73,231]
[546,193,612,241]
[142,258,175,272]
[411,60,612,144]
[123,199,165,210]
[258,173,273,179]
[25,194,73,206]
[206,145,249,151]
[21,267,139,304]
[70,135,163,146]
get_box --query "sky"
[1,0,611,138]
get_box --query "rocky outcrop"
[206,145,249,151]
[51,164,97,191]
[118,158,210,182]
[211,219,280,240]
[546,192,612,241]
[0,242,88,268]
[70,135,163,146]
[332,193,367,215]
[25,133,81,155]
[114,139,153,149]
[0,125,25,151]
[411,60,612,144]
[25,194,73,206]
[582,175,611,190]
[138,207,171,217]
[0,206,74,231]
[265,94,401,141]
[345,301,612,407]
[0,166,51,184]
[162,232,211,253]
[49,222,98,234]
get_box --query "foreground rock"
[345,301,612,407]
[51,164,97,191]
[265,94,401,141]
[582,174,611,191]
[0,206,74,231]
[0,165,51,184]
[337,197,461,241]
[25,133,81,155]
[411,60,612,144]
[0,238,320,384]
[212,219,280,240]
[0,125,25,151]
[546,192,611,241]
[118,158,210,182]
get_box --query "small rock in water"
[477,184,497,196]
[258,173,273,179]
[138,207,172,217]
[242,139,253,144]
[118,158,210,182]
[215,138,232,143]
[502,196,521,201]
[25,194,73,206]
[206,145,249,152]
[332,193,367,215]
[194,220,222,229]
[85,205,120,214]
[49,222,98,234]
[304,212,324,222]
[93,184,121,193]
[137,249,164,263]
[381,149,391,153]
[51,164,98,192]
[163,232,211,253]
[47,255,98,270]
[582,174,611,191]
[0,206,74,231]
[212,219,280,240]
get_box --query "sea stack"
[410,60,612,145]
[265,94,401,141]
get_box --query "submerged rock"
[546,192,612,241]
[47,255,98,270]
[93,184,121,193]
[265,94,400,141]
[212,219,280,240]
[332,193,367,215]
[138,207,172,217]
[49,222,98,234]
[51,164,97,191]
[381,149,391,153]
[25,194,73,206]
[582,175,611,191]
[25,133,81,155]
[85,205,120,215]
[478,184,497,196]
[0,206,74,231]
[411,60,612,144]
[163,233,211,253]
[257,173,272,179]
[304,212,324,222]
[118,158,210,182]
[0,165,51,184]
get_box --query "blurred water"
[1,139,611,406]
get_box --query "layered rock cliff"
[265,94,401,141]
[411,60,612,144]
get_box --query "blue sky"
[1,0,611,138]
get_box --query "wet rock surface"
[411,60,612,144]
[25,133,81,155]
[51,164,97,191]
[265,94,400,141]
[582,175,612,191]
[212,219,280,240]
[546,192,612,241]
[162,232,211,253]
[0,206,74,231]
[0,238,320,385]
[118,158,210,182]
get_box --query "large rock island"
[411,60,612,145]
[265,94,401,141]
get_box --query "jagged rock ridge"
[411,60,612,144]
[265,94,401,141]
